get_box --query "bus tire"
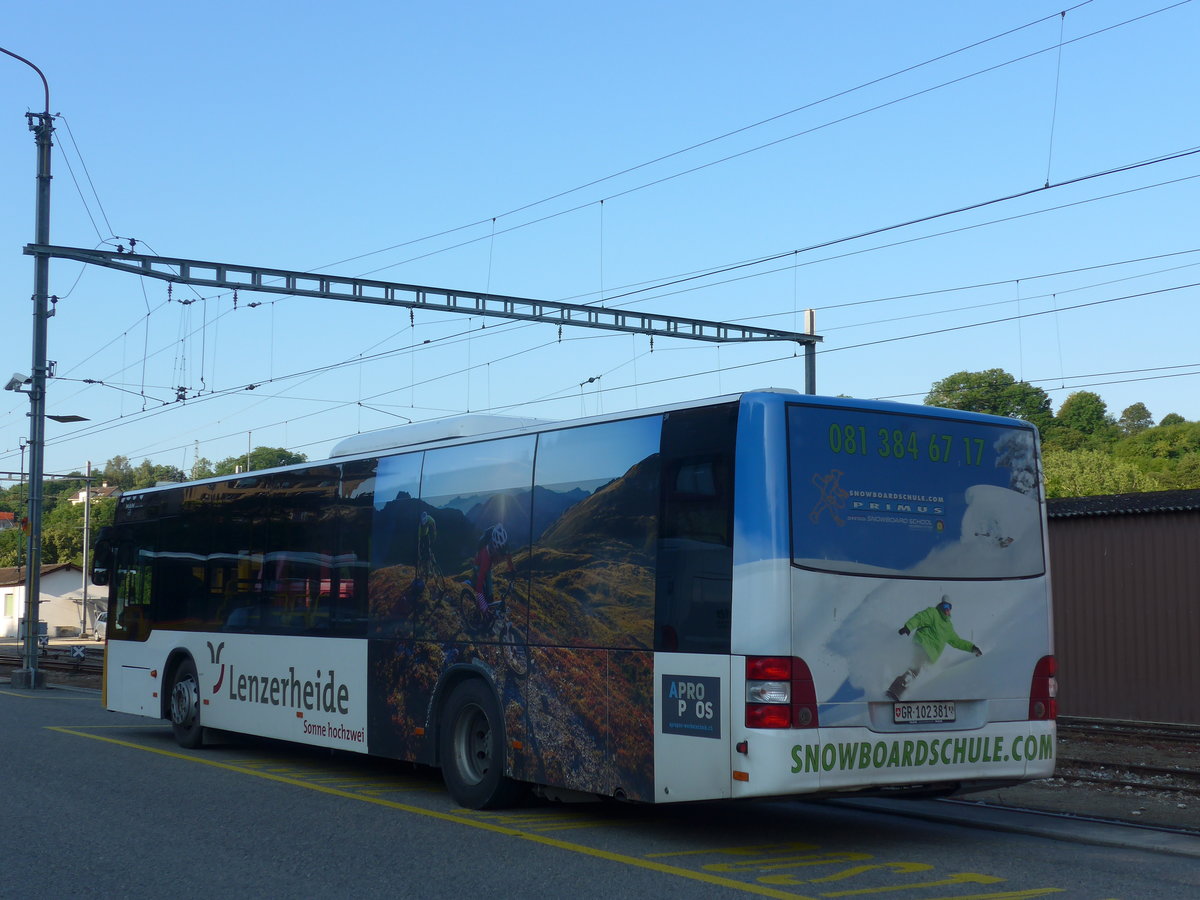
[169,658,204,749]
[438,679,522,809]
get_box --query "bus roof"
[119,388,1035,499]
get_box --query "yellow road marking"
[47,724,820,900]
[0,689,99,700]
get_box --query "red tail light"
[745,656,819,729]
[1029,655,1058,720]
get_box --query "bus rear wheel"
[169,658,204,749]
[438,679,523,809]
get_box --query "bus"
[91,389,1055,809]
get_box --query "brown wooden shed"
[1048,489,1200,725]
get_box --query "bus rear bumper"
[731,720,1056,800]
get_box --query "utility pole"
[81,461,91,636]
[3,46,54,688]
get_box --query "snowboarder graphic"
[886,596,982,701]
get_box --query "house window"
[3,593,13,617]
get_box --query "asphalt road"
[5,681,1198,899]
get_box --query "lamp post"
[3,46,53,688]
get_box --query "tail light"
[1029,655,1057,720]
[745,656,819,729]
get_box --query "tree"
[35,495,116,565]
[1042,449,1163,498]
[213,446,307,476]
[1160,413,1186,427]
[0,526,22,567]
[1045,391,1118,451]
[190,457,215,481]
[1055,391,1113,435]
[102,455,135,490]
[1118,402,1154,435]
[1112,421,1200,488]
[132,459,185,488]
[1160,452,1200,490]
[924,369,1053,431]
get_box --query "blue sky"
[1,0,1197,477]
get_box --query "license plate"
[893,701,956,724]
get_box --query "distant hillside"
[538,456,658,562]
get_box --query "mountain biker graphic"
[416,511,438,579]
[886,595,982,701]
[472,523,514,614]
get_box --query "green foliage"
[1055,391,1114,435]
[924,370,1197,498]
[1042,449,1163,498]
[1118,402,1154,435]
[0,527,21,567]
[191,457,215,480]
[1109,421,1200,490]
[214,446,308,476]
[102,455,134,489]
[1043,391,1119,452]
[1114,421,1200,462]
[99,455,183,490]
[132,460,186,488]
[0,496,116,566]
[924,368,1053,431]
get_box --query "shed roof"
[1048,489,1200,519]
[0,563,82,586]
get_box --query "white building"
[0,564,98,638]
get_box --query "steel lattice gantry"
[26,243,822,388]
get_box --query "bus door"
[651,404,737,801]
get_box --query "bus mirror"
[91,531,114,586]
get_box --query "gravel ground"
[8,663,1196,833]
[966,729,1200,832]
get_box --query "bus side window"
[656,404,737,654]
[111,541,154,642]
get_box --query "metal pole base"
[10,668,46,689]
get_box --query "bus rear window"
[787,405,1044,579]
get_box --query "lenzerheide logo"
[207,640,226,694]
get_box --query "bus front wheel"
[169,658,204,749]
[438,679,523,809]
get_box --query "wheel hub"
[171,675,198,727]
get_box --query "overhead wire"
[23,157,1199,469]
[10,2,1198,469]
[311,1,1102,274]
[33,264,1198,471]
[345,1,1196,281]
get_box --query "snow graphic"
[776,405,1050,727]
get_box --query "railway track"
[1055,756,1200,796]
[1059,716,1200,745]
[1055,717,1200,797]
[0,651,103,675]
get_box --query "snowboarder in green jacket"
[886,596,982,701]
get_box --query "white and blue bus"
[92,389,1055,808]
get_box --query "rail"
[1055,717,1200,798]
[1059,716,1200,745]
[0,648,103,676]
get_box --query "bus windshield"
[788,404,1044,580]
